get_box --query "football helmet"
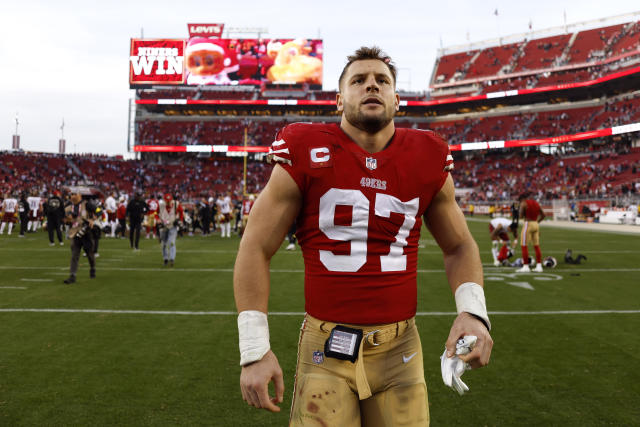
[543,256,557,268]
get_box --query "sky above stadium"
[1,0,638,156]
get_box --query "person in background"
[18,192,30,237]
[0,192,18,235]
[488,217,518,266]
[115,197,127,238]
[45,190,66,246]
[158,193,184,267]
[105,192,117,237]
[516,192,546,273]
[126,192,148,251]
[145,193,159,239]
[62,192,96,284]
[200,197,213,236]
[27,191,42,232]
[238,194,255,237]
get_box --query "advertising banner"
[130,37,323,87]
[184,38,323,86]
[187,23,225,38]
[129,39,185,85]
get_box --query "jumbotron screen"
[129,38,323,87]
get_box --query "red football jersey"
[269,123,452,324]
[242,200,254,216]
[524,199,542,221]
[116,203,127,220]
[147,199,159,215]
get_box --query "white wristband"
[238,310,271,366]
[454,282,491,331]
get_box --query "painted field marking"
[506,282,535,290]
[2,266,640,273]
[0,308,638,316]
[20,278,53,282]
[485,272,566,290]
[0,286,27,290]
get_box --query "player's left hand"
[445,312,493,369]
[240,350,284,412]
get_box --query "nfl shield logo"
[365,157,377,170]
[312,350,324,364]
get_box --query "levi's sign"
[187,23,225,37]
[129,39,185,85]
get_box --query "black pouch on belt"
[324,325,363,363]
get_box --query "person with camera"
[63,192,96,284]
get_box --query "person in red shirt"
[158,193,184,267]
[238,194,255,237]
[234,47,493,425]
[115,197,127,238]
[516,193,546,272]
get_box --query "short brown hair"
[338,46,397,90]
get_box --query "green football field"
[1,219,638,426]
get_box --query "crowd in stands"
[432,19,639,96]
[2,137,638,206]
[452,142,640,202]
[136,119,287,147]
[135,93,640,147]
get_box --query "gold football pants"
[521,220,540,246]
[290,314,429,426]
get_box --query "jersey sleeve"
[267,124,306,191]
[425,130,453,193]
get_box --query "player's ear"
[336,91,343,112]
[395,92,400,111]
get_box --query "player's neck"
[339,117,395,154]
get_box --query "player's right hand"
[240,350,284,412]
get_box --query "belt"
[304,314,416,400]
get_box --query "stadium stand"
[2,139,637,203]
[6,14,638,217]
[430,15,640,97]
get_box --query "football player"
[216,191,233,238]
[488,217,518,266]
[0,192,18,235]
[26,191,42,232]
[516,193,546,272]
[234,47,492,425]
[238,194,255,237]
[145,193,159,239]
[104,192,117,237]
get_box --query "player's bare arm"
[538,209,546,222]
[233,164,302,412]
[490,224,504,240]
[424,175,493,369]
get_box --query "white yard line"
[2,266,640,273]
[0,287,27,290]
[0,308,638,316]
[20,278,53,282]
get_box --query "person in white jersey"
[488,217,518,266]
